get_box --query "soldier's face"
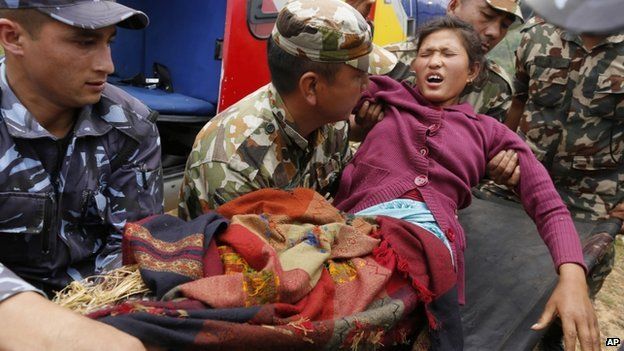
[448,0,514,53]
[413,29,479,107]
[17,20,115,111]
[316,64,369,123]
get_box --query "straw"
[53,264,150,314]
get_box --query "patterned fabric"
[122,213,229,299]
[383,41,513,122]
[272,0,397,75]
[356,199,453,263]
[178,83,351,219]
[95,188,461,350]
[0,62,163,299]
[0,0,149,30]
[514,17,624,220]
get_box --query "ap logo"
[606,337,620,347]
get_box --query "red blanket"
[95,189,459,350]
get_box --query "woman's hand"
[531,263,600,351]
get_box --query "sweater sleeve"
[486,121,586,273]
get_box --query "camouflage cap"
[485,0,524,23]
[271,0,397,75]
[525,0,624,34]
[0,0,149,30]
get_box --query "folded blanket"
[93,188,459,350]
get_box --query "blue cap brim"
[37,1,148,30]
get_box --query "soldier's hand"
[608,202,624,234]
[487,150,520,188]
[531,263,600,351]
[0,292,147,351]
[349,101,384,142]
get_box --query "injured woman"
[333,16,601,351]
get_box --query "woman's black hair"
[415,16,487,84]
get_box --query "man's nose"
[483,22,502,41]
[94,45,115,75]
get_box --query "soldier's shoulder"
[383,40,417,53]
[193,85,276,164]
[485,59,513,89]
[521,16,558,35]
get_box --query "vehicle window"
[248,0,278,39]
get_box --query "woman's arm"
[487,122,599,351]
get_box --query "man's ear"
[447,0,460,13]
[299,71,320,106]
[0,19,27,56]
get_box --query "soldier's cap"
[271,0,397,75]
[0,0,149,30]
[485,0,523,23]
[525,0,624,35]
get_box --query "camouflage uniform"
[179,0,396,219]
[0,64,163,299]
[514,17,624,299]
[515,17,624,221]
[178,84,351,219]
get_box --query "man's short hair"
[267,36,342,95]
[0,9,50,38]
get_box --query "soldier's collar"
[268,83,310,150]
[73,104,113,138]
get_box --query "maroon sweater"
[333,76,585,303]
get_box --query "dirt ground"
[594,235,624,347]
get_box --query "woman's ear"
[299,71,319,106]
[467,61,481,84]
[0,19,26,56]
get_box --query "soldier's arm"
[97,122,164,272]
[178,161,259,220]
[504,96,527,132]
[504,28,531,131]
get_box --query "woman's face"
[412,29,479,108]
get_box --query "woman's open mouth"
[425,73,444,86]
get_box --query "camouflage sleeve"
[95,121,164,272]
[0,263,45,302]
[512,29,533,100]
[178,160,259,220]
[483,97,512,122]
